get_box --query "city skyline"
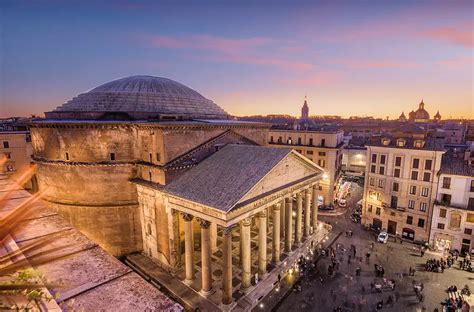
[1,0,473,119]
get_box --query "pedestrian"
[277,273,281,283]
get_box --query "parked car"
[377,232,389,244]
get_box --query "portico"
[153,144,324,306]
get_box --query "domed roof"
[48,75,229,120]
[414,100,430,120]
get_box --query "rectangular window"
[468,198,474,209]
[465,228,472,235]
[371,165,376,173]
[421,187,429,197]
[395,156,402,167]
[65,152,69,161]
[423,172,431,182]
[318,159,326,168]
[412,158,420,169]
[424,159,432,170]
[375,207,381,215]
[270,136,274,143]
[2,141,9,148]
[149,153,153,162]
[369,177,375,186]
[321,139,325,147]
[309,138,313,146]
[380,155,386,164]
[409,185,417,195]
[439,208,447,218]
[411,171,418,180]
[377,193,383,201]
[406,216,413,225]
[368,204,373,213]
[420,202,427,212]
[391,196,398,208]
[307,150,313,155]
[278,136,282,143]
[442,177,451,189]
[408,200,415,209]
[110,153,115,161]
[441,194,452,205]
[379,166,385,175]
[378,179,384,188]
[318,151,326,156]
[298,137,302,145]
[393,182,399,192]
[470,180,474,192]
[371,154,377,163]
[418,218,425,228]
[437,223,445,230]
[462,239,471,245]
[394,168,401,178]
[156,153,161,161]
[467,213,474,223]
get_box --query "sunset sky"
[1,0,472,119]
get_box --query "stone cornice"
[33,157,135,167]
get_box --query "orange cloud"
[419,25,473,48]
[336,59,420,69]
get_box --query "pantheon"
[29,75,325,306]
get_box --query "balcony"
[434,200,474,211]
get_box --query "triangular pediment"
[236,151,323,206]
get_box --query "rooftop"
[45,75,229,120]
[439,151,474,177]
[164,144,293,212]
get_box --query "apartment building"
[268,128,344,205]
[0,131,33,188]
[430,152,474,254]
[362,136,445,242]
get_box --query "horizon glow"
[0,0,472,119]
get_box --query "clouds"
[418,25,473,48]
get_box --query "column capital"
[296,192,303,199]
[285,197,293,204]
[242,217,252,227]
[197,218,211,229]
[273,202,281,210]
[259,210,267,218]
[182,213,194,222]
[306,189,312,197]
[222,226,233,236]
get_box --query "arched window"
[147,223,152,235]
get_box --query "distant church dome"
[434,110,441,121]
[413,100,430,121]
[46,75,229,120]
[399,111,407,121]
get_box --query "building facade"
[268,129,344,205]
[362,137,445,242]
[430,153,474,253]
[0,131,33,189]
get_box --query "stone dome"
[46,75,229,120]
[413,100,430,121]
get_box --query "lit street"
[276,183,472,312]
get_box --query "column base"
[183,278,194,286]
[219,302,236,311]
[199,288,214,297]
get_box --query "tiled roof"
[439,152,474,177]
[164,144,292,212]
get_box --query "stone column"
[280,198,286,239]
[295,192,303,246]
[258,210,267,275]
[222,227,233,305]
[199,219,212,295]
[241,218,252,289]
[285,198,293,252]
[304,189,311,238]
[182,213,194,285]
[312,184,319,232]
[272,203,281,263]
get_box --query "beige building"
[362,136,445,242]
[430,152,474,253]
[30,75,326,307]
[268,129,344,205]
[0,131,33,189]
